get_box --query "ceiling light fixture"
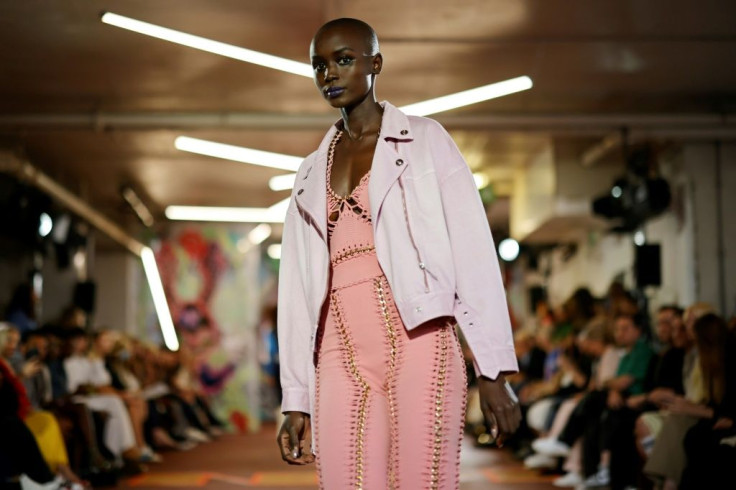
[165,198,289,223]
[100,12,312,77]
[269,173,297,191]
[175,75,532,185]
[399,76,533,116]
[175,136,302,171]
[141,247,179,351]
[122,186,155,227]
[248,223,272,244]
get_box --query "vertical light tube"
[141,247,179,351]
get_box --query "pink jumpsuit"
[314,130,468,490]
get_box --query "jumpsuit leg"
[394,319,467,490]
[315,282,390,490]
[315,276,467,490]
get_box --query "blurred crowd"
[467,283,736,490]
[0,285,225,490]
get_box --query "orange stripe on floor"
[483,466,558,484]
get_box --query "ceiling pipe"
[0,152,144,256]
[0,112,733,133]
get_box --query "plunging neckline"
[326,130,371,202]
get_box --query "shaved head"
[313,18,379,55]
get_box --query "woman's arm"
[277,202,313,415]
[276,194,316,465]
[431,122,518,379]
[430,121,520,442]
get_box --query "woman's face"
[2,330,19,357]
[310,26,381,109]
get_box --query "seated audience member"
[645,311,735,490]
[599,305,686,490]
[167,345,226,438]
[679,313,736,489]
[636,302,713,486]
[63,328,150,469]
[90,329,161,462]
[4,283,39,335]
[105,334,191,451]
[527,317,623,485]
[0,323,86,489]
[533,314,653,487]
[629,306,688,461]
[28,328,115,479]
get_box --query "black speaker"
[73,281,96,313]
[635,244,661,288]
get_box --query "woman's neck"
[339,96,383,141]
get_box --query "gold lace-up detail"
[326,130,372,241]
[330,292,371,489]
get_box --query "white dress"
[64,355,136,458]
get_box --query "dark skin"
[278,20,521,465]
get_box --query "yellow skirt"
[25,410,69,472]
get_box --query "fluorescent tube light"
[141,247,179,351]
[175,136,302,172]
[122,186,155,227]
[248,223,272,244]
[101,12,312,77]
[165,198,289,223]
[269,173,297,191]
[399,76,533,116]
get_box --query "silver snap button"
[419,262,426,270]
[400,129,408,135]
[395,159,404,166]
[416,306,422,312]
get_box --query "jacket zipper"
[398,176,430,293]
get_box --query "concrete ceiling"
[1,0,735,247]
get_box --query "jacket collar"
[294,101,413,238]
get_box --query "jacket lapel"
[294,125,338,240]
[369,102,414,227]
[296,102,415,238]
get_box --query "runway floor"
[106,424,557,489]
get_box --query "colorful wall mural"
[137,224,274,433]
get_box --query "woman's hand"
[648,388,675,408]
[664,396,714,418]
[607,389,625,409]
[713,417,734,430]
[626,393,648,409]
[277,411,315,465]
[478,374,521,448]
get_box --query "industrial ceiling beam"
[0,112,733,135]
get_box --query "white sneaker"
[553,472,583,487]
[531,437,572,457]
[523,453,557,469]
[582,466,610,487]
[184,427,212,443]
[19,474,64,490]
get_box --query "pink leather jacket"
[278,101,518,414]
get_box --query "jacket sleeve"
[431,122,518,380]
[277,194,313,414]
